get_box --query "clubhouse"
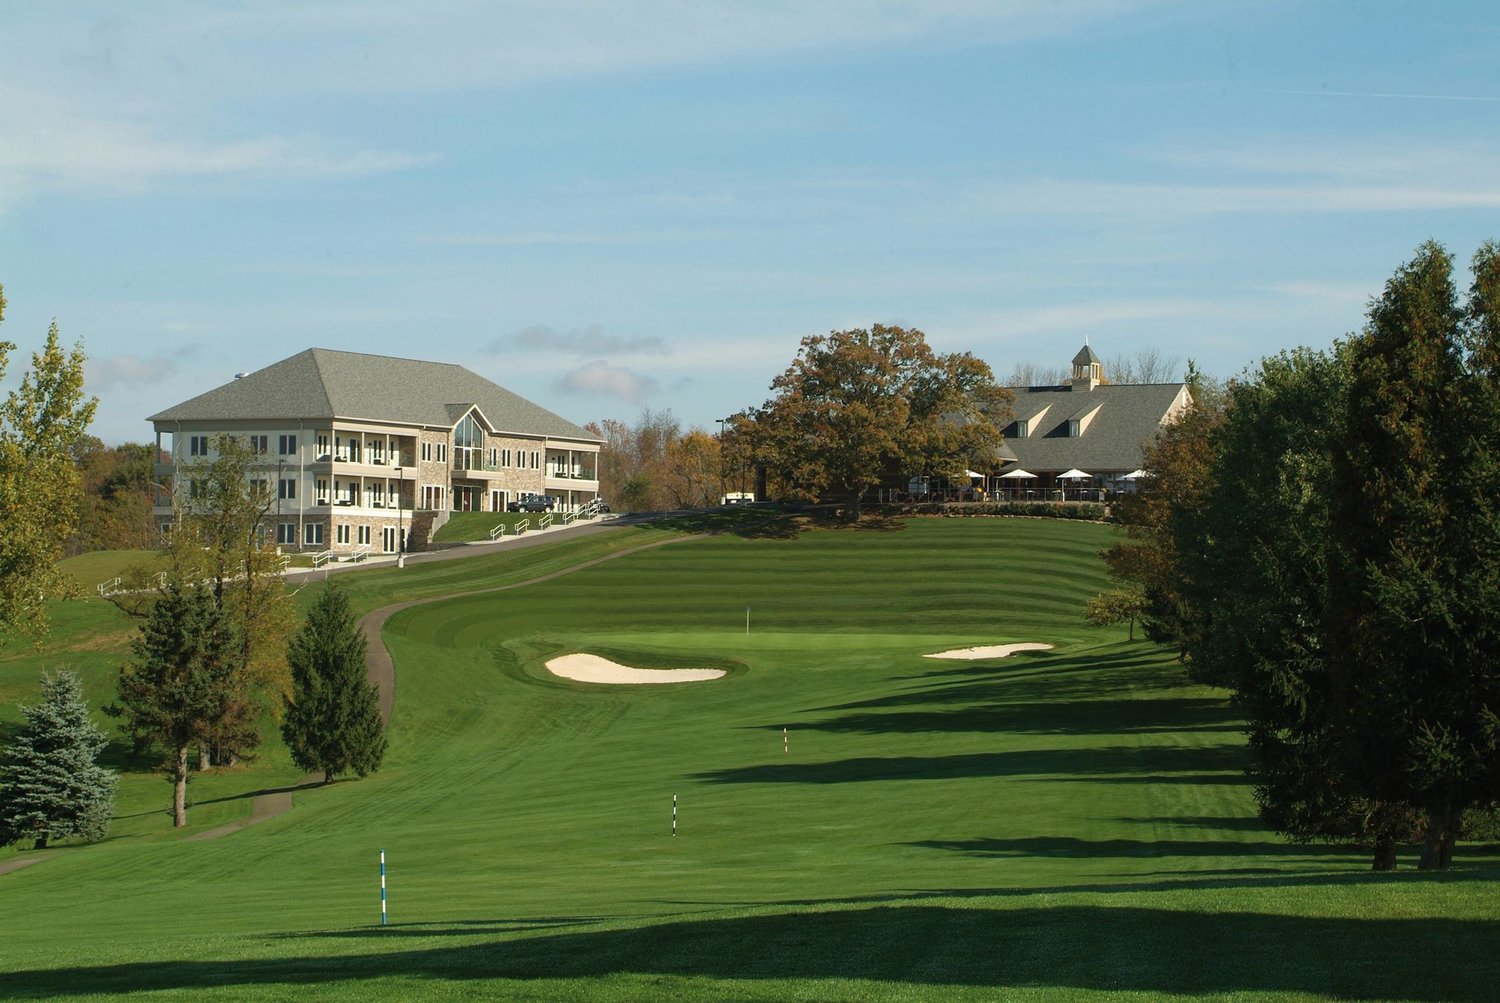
[989,342,1191,500]
[149,348,602,555]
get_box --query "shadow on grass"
[5,903,1499,999]
[692,744,1246,785]
[791,696,1241,738]
[907,835,1329,859]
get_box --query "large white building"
[149,348,602,554]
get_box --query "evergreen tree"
[0,669,117,849]
[108,582,249,827]
[281,583,385,784]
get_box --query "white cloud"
[554,360,661,403]
[0,80,437,207]
[86,352,178,393]
[500,324,669,357]
[3,2,1172,102]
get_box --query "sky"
[1,1,1498,444]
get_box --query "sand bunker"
[545,653,725,684]
[925,643,1054,660]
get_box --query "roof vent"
[233,372,250,380]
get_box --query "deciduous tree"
[0,294,97,642]
[1102,361,1222,662]
[281,583,385,783]
[0,669,116,849]
[749,325,1010,518]
[1083,586,1147,641]
[162,434,294,766]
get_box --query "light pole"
[396,464,405,568]
[715,418,727,505]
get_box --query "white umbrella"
[1121,469,1147,481]
[998,469,1036,479]
[1058,468,1092,480]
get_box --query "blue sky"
[1,2,1497,443]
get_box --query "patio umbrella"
[1121,469,1148,480]
[998,469,1036,479]
[1058,468,1092,480]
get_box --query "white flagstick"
[672,793,677,837]
[379,849,387,926]
[783,726,788,756]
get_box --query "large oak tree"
[749,324,1010,518]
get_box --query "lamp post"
[715,418,728,505]
[396,464,405,568]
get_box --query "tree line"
[1104,241,1500,870]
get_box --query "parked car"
[507,493,556,513]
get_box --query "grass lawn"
[430,509,589,543]
[56,549,165,594]
[0,516,1495,1001]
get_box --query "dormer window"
[1014,419,1029,438]
[1068,419,1080,437]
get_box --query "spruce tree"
[109,581,247,827]
[0,669,117,849]
[282,583,385,784]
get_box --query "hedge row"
[878,501,1113,522]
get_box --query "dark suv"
[507,493,556,513]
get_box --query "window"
[304,522,324,546]
[490,448,497,467]
[358,525,371,545]
[316,434,330,459]
[1067,419,1080,437]
[189,435,209,457]
[531,450,540,470]
[437,443,448,463]
[503,447,512,467]
[316,479,328,504]
[278,434,297,455]
[250,478,270,499]
[248,435,269,454]
[370,483,384,506]
[189,478,207,500]
[1013,420,1029,438]
[346,437,361,463]
[277,523,297,545]
[421,442,432,462]
[336,524,350,544]
[279,478,296,500]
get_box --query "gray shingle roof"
[1000,382,1187,474]
[1072,343,1101,366]
[149,348,601,442]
